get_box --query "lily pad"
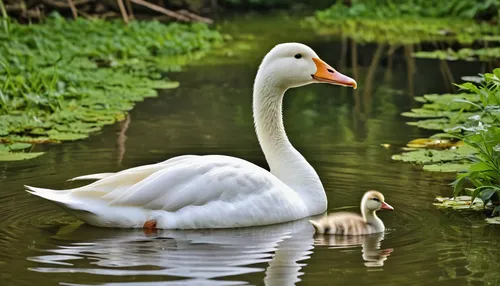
[423,163,472,172]
[0,144,9,153]
[48,132,89,141]
[391,145,476,164]
[413,47,500,62]
[434,196,484,211]
[0,152,45,161]
[7,143,33,151]
[406,138,463,149]
[419,93,479,104]
[153,81,180,89]
[0,15,223,161]
[401,109,449,118]
[407,118,455,131]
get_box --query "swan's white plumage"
[68,173,116,181]
[26,42,357,229]
[27,155,308,229]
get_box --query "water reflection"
[28,216,396,285]
[117,113,131,166]
[313,232,392,268]
[28,219,316,285]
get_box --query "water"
[1,13,500,285]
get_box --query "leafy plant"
[305,0,500,45]
[0,12,223,161]
[413,47,500,62]
[395,68,500,219]
[451,70,500,215]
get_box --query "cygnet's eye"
[294,53,302,59]
[372,197,380,202]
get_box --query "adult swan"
[26,43,357,229]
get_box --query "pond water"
[1,13,500,286]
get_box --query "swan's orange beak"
[312,58,357,89]
[381,202,394,211]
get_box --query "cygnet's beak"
[312,58,357,89]
[381,202,394,211]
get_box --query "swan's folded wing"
[65,155,201,198]
[106,155,281,211]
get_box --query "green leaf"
[478,189,496,203]
[0,152,45,161]
[423,163,472,173]
[7,143,32,150]
[48,132,88,141]
[452,175,467,196]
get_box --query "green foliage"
[218,0,332,9]
[453,128,500,211]
[305,0,500,44]
[413,47,500,61]
[313,0,499,19]
[396,68,500,220]
[0,13,222,161]
[0,142,44,161]
[391,145,475,164]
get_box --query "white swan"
[25,43,357,229]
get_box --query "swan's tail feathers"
[25,185,74,207]
[67,173,116,181]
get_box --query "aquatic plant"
[413,47,500,61]
[305,0,500,45]
[395,68,500,221]
[308,0,499,20]
[0,13,222,161]
[396,69,500,168]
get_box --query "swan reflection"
[28,218,392,285]
[313,232,393,267]
[28,218,315,285]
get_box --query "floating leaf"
[407,118,454,130]
[48,132,89,141]
[7,143,32,150]
[423,163,472,172]
[0,17,223,161]
[413,48,500,62]
[391,145,476,164]
[434,196,484,211]
[0,152,45,161]
[406,138,463,149]
[0,144,9,153]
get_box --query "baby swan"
[310,190,393,235]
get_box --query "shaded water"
[1,13,500,285]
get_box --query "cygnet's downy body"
[310,190,393,235]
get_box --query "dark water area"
[1,13,499,285]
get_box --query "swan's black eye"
[294,53,302,59]
[372,198,380,202]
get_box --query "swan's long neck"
[361,204,385,232]
[252,72,326,214]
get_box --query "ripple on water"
[25,219,315,285]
